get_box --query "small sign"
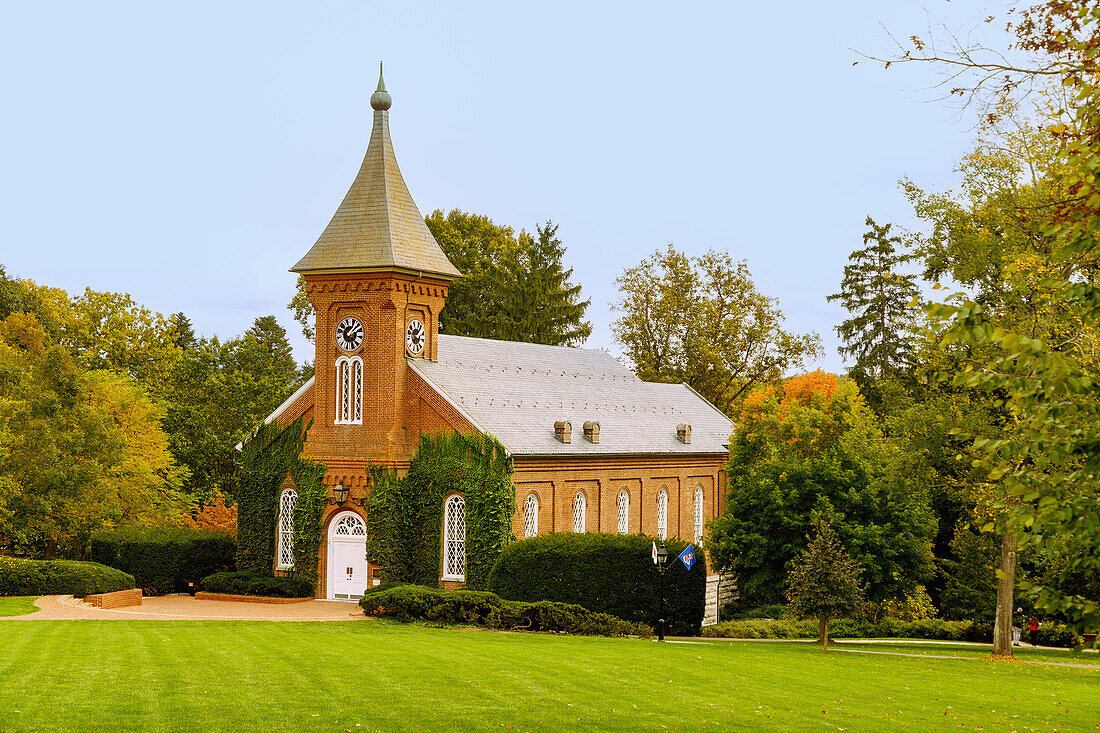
[652,541,658,565]
[678,544,696,570]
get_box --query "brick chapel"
[265,70,734,623]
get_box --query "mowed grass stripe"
[0,620,1094,731]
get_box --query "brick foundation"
[194,592,312,604]
[84,588,142,609]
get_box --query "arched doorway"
[326,511,367,600]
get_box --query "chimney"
[583,420,600,444]
[554,420,572,444]
[676,423,692,444]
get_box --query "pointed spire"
[371,62,391,111]
[291,70,461,280]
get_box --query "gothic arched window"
[443,495,466,581]
[334,356,363,425]
[617,490,629,535]
[524,494,539,539]
[657,487,668,541]
[276,489,297,570]
[573,492,586,534]
[694,486,704,544]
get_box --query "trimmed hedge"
[0,557,134,598]
[89,527,236,596]
[199,571,313,598]
[486,533,706,636]
[358,585,651,637]
[701,617,1088,648]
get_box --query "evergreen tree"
[785,515,865,651]
[827,217,919,395]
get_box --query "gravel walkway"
[0,595,365,621]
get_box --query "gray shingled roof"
[409,335,733,456]
[291,101,461,279]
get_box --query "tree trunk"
[820,616,829,652]
[992,529,1017,657]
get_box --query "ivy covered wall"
[366,432,514,589]
[233,417,327,588]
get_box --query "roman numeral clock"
[405,319,426,355]
[336,316,364,351]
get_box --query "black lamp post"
[331,483,350,506]
[656,540,669,641]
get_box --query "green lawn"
[0,620,1095,732]
[0,597,40,617]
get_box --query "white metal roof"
[409,335,733,456]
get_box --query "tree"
[485,221,592,346]
[707,371,936,605]
[827,217,920,401]
[0,312,186,556]
[612,245,821,416]
[785,515,865,651]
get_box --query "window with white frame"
[617,490,629,534]
[573,492,586,534]
[276,489,297,570]
[523,494,539,539]
[657,487,668,540]
[693,486,704,544]
[334,356,363,424]
[443,495,466,580]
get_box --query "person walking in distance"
[1028,616,1040,647]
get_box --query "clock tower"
[290,66,461,466]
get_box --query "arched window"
[334,356,363,425]
[657,487,668,540]
[276,489,297,570]
[573,492,586,534]
[443,495,466,581]
[693,486,704,544]
[523,494,539,539]
[617,490,629,534]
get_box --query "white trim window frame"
[657,487,668,541]
[573,492,586,534]
[443,495,466,581]
[523,494,539,539]
[694,486,704,544]
[276,488,297,570]
[617,489,629,535]
[334,355,363,425]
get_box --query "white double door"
[327,511,367,600]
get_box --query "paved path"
[0,595,365,621]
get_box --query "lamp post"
[656,540,669,641]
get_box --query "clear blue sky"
[0,1,1010,372]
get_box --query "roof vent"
[583,420,600,444]
[554,420,572,444]
[677,423,692,444]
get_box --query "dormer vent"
[583,420,600,444]
[677,423,692,444]
[554,420,572,444]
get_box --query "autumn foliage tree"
[707,371,935,606]
[612,245,821,416]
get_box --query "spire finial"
[371,62,392,110]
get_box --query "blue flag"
[678,544,696,570]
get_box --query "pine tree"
[785,515,865,652]
[827,217,919,393]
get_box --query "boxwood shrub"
[0,557,134,598]
[486,533,706,636]
[89,527,236,596]
[199,571,313,598]
[359,584,651,637]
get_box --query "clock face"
[405,319,426,355]
[335,317,364,351]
